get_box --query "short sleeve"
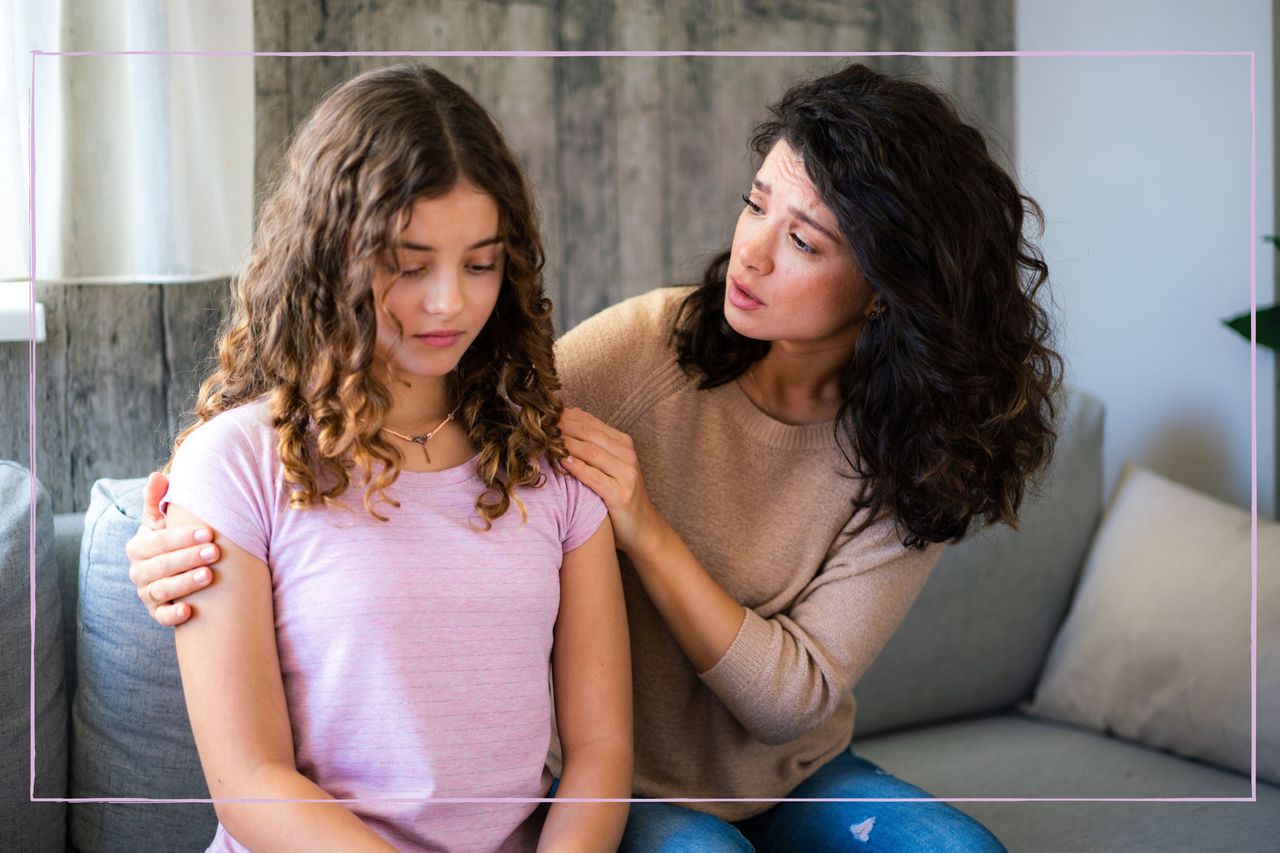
[160,405,276,563]
[557,468,609,554]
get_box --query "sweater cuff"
[698,608,776,699]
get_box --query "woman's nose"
[738,223,774,276]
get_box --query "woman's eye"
[467,263,497,274]
[741,193,763,215]
[399,267,425,279]
[790,233,815,255]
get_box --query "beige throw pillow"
[1026,463,1278,783]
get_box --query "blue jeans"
[617,751,1006,852]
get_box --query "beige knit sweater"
[551,286,943,821]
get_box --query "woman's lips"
[414,332,464,348]
[728,278,765,310]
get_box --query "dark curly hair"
[172,63,567,525]
[673,63,1063,549]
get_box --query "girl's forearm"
[538,741,632,853]
[214,762,397,853]
[625,515,747,673]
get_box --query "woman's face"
[725,139,878,349]
[373,181,505,379]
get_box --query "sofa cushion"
[0,460,67,852]
[1025,463,1278,784]
[855,714,1277,853]
[70,477,215,852]
[852,387,1104,736]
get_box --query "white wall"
[1016,0,1276,517]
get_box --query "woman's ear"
[865,296,884,320]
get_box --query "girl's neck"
[381,372,475,471]
[383,373,454,434]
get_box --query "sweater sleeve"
[553,286,693,425]
[698,514,943,745]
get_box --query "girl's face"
[725,139,879,349]
[373,181,505,379]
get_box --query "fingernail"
[194,528,212,543]
[199,546,217,561]
[194,569,210,584]
[564,456,574,464]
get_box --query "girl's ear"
[865,296,884,320]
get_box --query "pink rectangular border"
[26,48,1260,806]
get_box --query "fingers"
[562,435,624,481]
[126,522,213,564]
[561,452,616,503]
[153,601,193,627]
[141,566,213,608]
[140,471,170,529]
[128,539,219,589]
[560,408,635,459]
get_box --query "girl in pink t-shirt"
[160,64,631,852]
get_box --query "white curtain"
[3,0,253,286]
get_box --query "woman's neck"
[746,341,854,426]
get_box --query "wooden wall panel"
[3,0,1014,512]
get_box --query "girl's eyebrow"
[751,178,841,244]
[398,236,503,252]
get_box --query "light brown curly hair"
[171,63,567,525]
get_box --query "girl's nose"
[423,273,464,317]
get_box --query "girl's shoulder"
[174,397,277,463]
[532,455,608,551]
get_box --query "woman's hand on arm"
[559,407,746,673]
[166,504,395,853]
[539,520,632,853]
[125,472,219,626]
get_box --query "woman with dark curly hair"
[153,64,631,851]
[130,63,1058,851]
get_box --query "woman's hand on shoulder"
[125,471,218,626]
[559,407,659,554]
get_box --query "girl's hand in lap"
[559,407,658,554]
[125,471,219,626]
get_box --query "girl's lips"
[414,332,464,348]
[728,278,765,311]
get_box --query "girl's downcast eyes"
[396,262,498,279]
[741,192,763,214]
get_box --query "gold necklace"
[380,406,460,464]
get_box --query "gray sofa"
[3,389,1278,852]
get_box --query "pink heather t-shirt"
[163,399,608,852]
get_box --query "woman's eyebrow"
[751,178,840,244]
[398,236,503,252]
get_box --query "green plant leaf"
[1223,304,1280,350]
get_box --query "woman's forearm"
[538,740,632,853]
[214,761,396,852]
[625,514,747,674]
